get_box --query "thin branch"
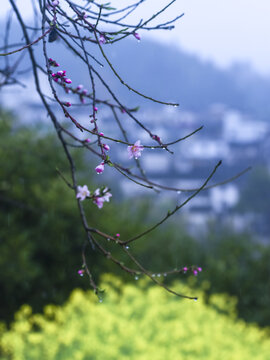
[0,28,51,56]
[123,160,222,244]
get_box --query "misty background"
[1,8,269,240]
[1,0,270,333]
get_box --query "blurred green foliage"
[1,275,270,360]
[131,223,270,327]
[0,109,88,320]
[1,110,270,328]
[236,166,270,235]
[238,166,270,214]
[0,109,159,320]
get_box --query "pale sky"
[130,0,270,76]
[1,0,270,76]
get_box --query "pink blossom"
[102,192,112,202]
[127,140,144,159]
[94,106,98,112]
[95,162,105,174]
[84,138,90,143]
[116,233,120,237]
[99,34,106,44]
[52,70,72,86]
[93,197,105,209]
[92,188,112,209]
[152,135,161,142]
[64,102,71,107]
[76,185,90,201]
[77,84,83,90]
[197,267,202,272]
[94,188,100,196]
[133,32,141,41]
[193,270,198,276]
[78,269,85,276]
[183,267,188,273]
[48,58,59,67]
[103,144,110,151]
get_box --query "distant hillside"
[1,22,270,120]
[101,39,270,120]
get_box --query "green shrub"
[0,110,90,321]
[1,275,270,360]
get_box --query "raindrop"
[107,238,110,242]
[177,191,181,194]
[100,64,104,68]
[164,273,167,277]
[151,147,154,150]
[173,104,178,108]
[99,299,103,303]
[125,246,129,250]
[134,276,139,280]
[157,274,161,277]
[152,274,156,277]
[162,147,166,150]
[194,298,198,302]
